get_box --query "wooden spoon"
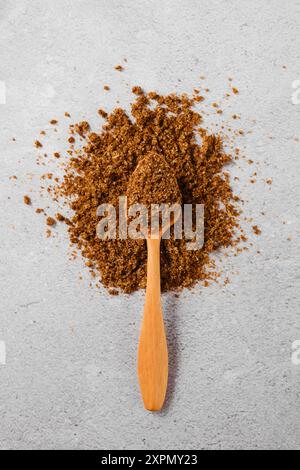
[138,211,180,411]
[127,152,181,411]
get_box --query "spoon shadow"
[159,292,180,414]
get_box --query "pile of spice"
[40,88,245,294]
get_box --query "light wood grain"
[137,237,168,411]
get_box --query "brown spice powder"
[252,225,261,235]
[56,213,65,222]
[23,195,31,205]
[127,151,182,232]
[127,152,181,208]
[46,216,56,226]
[51,89,242,293]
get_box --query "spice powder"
[50,89,242,293]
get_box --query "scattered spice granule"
[45,88,243,294]
[266,178,273,185]
[65,112,71,118]
[148,91,159,100]
[56,213,65,222]
[54,152,60,158]
[50,119,58,125]
[68,136,75,144]
[98,109,108,118]
[103,85,110,91]
[252,225,261,235]
[74,121,90,136]
[115,65,124,71]
[46,216,56,227]
[46,229,52,238]
[35,140,43,148]
[232,87,239,94]
[132,86,143,95]
[36,208,44,214]
[248,159,254,164]
[109,288,119,296]
[40,131,46,136]
[23,195,31,205]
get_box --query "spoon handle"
[137,238,168,411]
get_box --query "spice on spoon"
[127,152,181,208]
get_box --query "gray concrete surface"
[1,0,300,450]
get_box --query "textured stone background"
[0,0,300,450]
